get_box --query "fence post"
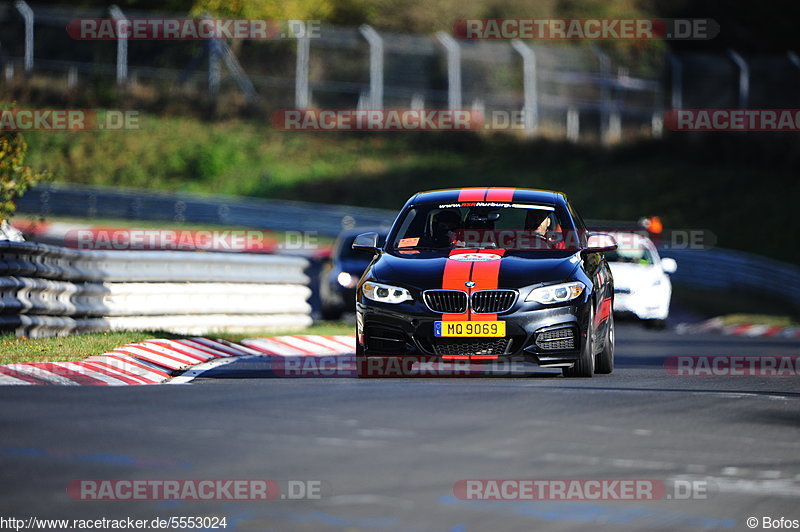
[67,66,77,88]
[359,25,384,109]
[668,53,682,109]
[219,41,257,104]
[14,0,34,74]
[295,35,310,109]
[728,49,749,109]
[591,46,611,143]
[651,113,663,139]
[208,40,220,98]
[109,5,128,85]
[510,40,538,135]
[566,107,579,142]
[436,32,462,110]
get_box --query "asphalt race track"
[1,324,798,531]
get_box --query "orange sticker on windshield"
[398,237,419,248]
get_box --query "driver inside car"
[524,210,565,249]
[525,210,551,235]
[427,209,463,248]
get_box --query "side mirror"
[352,232,380,254]
[661,257,677,274]
[582,232,618,255]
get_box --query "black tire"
[643,319,667,330]
[595,311,614,374]
[355,342,373,378]
[563,306,595,378]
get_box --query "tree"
[0,131,50,221]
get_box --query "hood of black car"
[370,250,581,291]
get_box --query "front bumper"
[356,298,590,368]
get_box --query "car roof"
[409,187,566,206]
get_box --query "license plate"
[434,321,506,337]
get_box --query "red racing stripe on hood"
[441,249,477,321]
[469,249,506,321]
[440,249,507,321]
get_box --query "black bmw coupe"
[352,187,617,378]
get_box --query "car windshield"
[389,203,574,251]
[606,247,655,265]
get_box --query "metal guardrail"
[16,183,395,237]
[0,241,313,337]
[0,242,311,283]
[660,247,800,311]
[0,278,310,316]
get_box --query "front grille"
[424,290,468,313]
[432,338,511,357]
[471,290,518,313]
[535,327,576,351]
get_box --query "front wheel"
[355,342,373,378]
[595,311,614,374]
[563,306,594,378]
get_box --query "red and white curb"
[676,318,800,339]
[0,335,356,386]
[241,335,355,357]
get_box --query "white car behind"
[606,232,677,329]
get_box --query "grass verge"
[718,314,799,327]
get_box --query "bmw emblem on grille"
[465,281,476,287]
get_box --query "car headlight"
[526,281,585,305]
[337,271,356,288]
[362,281,413,304]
